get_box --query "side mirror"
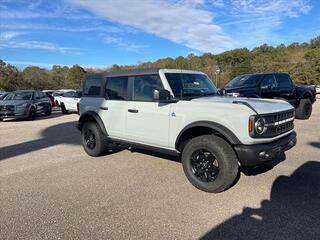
[153,89,171,102]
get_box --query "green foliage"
[0,36,319,91]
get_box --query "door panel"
[126,101,171,147]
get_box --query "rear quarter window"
[83,77,102,96]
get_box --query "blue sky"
[0,0,319,69]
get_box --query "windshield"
[225,75,261,88]
[165,73,218,98]
[4,92,33,100]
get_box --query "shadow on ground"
[0,121,80,161]
[201,161,320,240]
[308,141,320,149]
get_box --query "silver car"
[0,90,52,121]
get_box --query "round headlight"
[255,118,266,134]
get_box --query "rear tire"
[45,104,52,116]
[295,98,312,119]
[81,122,109,157]
[28,107,36,120]
[61,103,69,114]
[181,135,239,193]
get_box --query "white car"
[60,91,82,114]
[52,89,75,106]
[77,69,296,193]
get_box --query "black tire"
[45,104,52,116]
[81,122,109,157]
[61,103,69,114]
[0,118,3,122]
[295,98,312,120]
[181,135,239,193]
[28,107,36,120]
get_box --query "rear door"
[275,73,296,105]
[126,74,171,147]
[101,76,129,139]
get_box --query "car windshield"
[225,75,261,88]
[4,92,33,100]
[165,73,218,99]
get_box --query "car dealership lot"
[1,103,319,240]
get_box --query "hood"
[0,100,31,106]
[191,96,293,115]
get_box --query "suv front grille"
[253,110,295,138]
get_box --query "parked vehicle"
[44,92,56,107]
[315,85,320,94]
[60,90,82,114]
[77,69,296,193]
[0,90,52,121]
[52,89,74,106]
[221,73,317,119]
[0,92,8,100]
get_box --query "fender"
[77,111,108,136]
[175,121,242,149]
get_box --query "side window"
[261,74,277,88]
[133,75,163,101]
[105,76,128,100]
[63,91,74,97]
[83,78,101,96]
[35,91,40,99]
[40,92,47,98]
[276,74,293,89]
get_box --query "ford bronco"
[77,69,297,193]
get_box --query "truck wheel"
[295,98,312,120]
[28,107,36,120]
[45,104,52,116]
[181,135,239,193]
[61,103,69,114]
[81,122,108,157]
[0,118,3,121]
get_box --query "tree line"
[0,36,319,91]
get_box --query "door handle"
[100,107,108,110]
[128,109,138,113]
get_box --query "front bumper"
[0,109,28,119]
[235,131,297,167]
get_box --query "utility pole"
[215,68,220,87]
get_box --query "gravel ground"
[0,100,319,240]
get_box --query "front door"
[126,74,171,147]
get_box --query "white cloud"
[0,31,80,55]
[102,36,147,53]
[66,0,235,53]
[230,0,312,17]
[4,60,108,69]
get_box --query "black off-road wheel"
[182,135,239,193]
[295,98,312,120]
[81,122,109,157]
[45,104,52,116]
[28,107,36,120]
[61,103,69,114]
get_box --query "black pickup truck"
[221,73,317,119]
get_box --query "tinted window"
[84,78,101,96]
[5,92,33,100]
[225,75,261,88]
[261,74,277,88]
[63,91,74,97]
[165,73,217,98]
[276,74,293,89]
[133,75,163,101]
[105,76,128,100]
